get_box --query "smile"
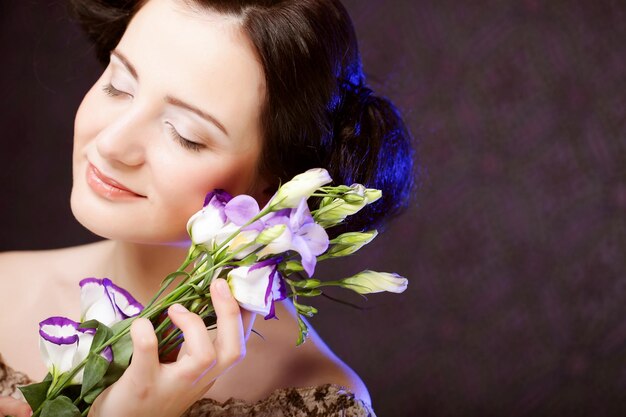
[86,163,146,201]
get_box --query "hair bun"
[340,81,375,107]
[325,81,415,235]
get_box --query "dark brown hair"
[69,0,416,235]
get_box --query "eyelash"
[165,123,204,152]
[102,83,126,97]
[102,83,204,153]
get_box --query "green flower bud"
[331,230,378,246]
[294,302,318,317]
[280,260,304,276]
[343,192,366,204]
[315,199,366,228]
[341,270,408,295]
[364,188,382,203]
[325,230,378,258]
[291,279,321,289]
[255,224,287,245]
[296,316,309,345]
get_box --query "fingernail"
[170,303,189,313]
[215,279,232,298]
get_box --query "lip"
[86,163,146,200]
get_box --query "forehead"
[116,0,266,139]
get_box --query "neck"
[98,240,191,305]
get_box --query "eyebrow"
[110,49,230,137]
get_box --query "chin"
[70,186,190,245]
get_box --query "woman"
[0,0,414,415]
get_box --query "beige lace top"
[0,354,375,416]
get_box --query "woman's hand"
[88,278,254,417]
[0,396,32,417]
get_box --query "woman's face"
[71,0,266,244]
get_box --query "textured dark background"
[1,1,626,416]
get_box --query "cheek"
[148,149,260,232]
[74,83,110,152]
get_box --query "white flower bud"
[270,168,332,210]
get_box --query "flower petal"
[225,195,260,226]
[227,266,272,317]
[39,317,80,378]
[297,223,329,256]
[80,278,119,326]
[104,278,143,319]
[204,189,233,208]
[292,236,316,277]
[270,168,332,209]
[187,207,228,245]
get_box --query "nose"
[95,107,148,167]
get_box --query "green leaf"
[101,332,133,384]
[110,317,134,335]
[81,352,110,397]
[18,377,52,411]
[40,396,81,417]
[111,332,133,369]
[91,322,113,353]
[83,386,106,404]
[78,320,100,330]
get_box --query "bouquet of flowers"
[20,168,408,417]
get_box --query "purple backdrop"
[1,1,625,416]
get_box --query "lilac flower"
[227,258,287,319]
[80,278,143,326]
[258,198,329,276]
[186,190,233,246]
[213,195,265,257]
[38,317,112,384]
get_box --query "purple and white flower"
[38,317,112,384]
[213,194,266,257]
[187,190,233,246]
[258,198,329,276]
[80,278,143,326]
[188,191,268,257]
[227,258,287,319]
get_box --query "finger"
[0,396,32,417]
[168,304,216,372]
[211,278,246,368]
[126,318,160,381]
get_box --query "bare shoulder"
[285,333,372,405]
[0,241,108,290]
[0,249,53,281]
[210,302,372,406]
[253,303,371,404]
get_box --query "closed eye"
[165,122,204,152]
[102,83,132,98]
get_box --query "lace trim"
[1,354,375,416]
